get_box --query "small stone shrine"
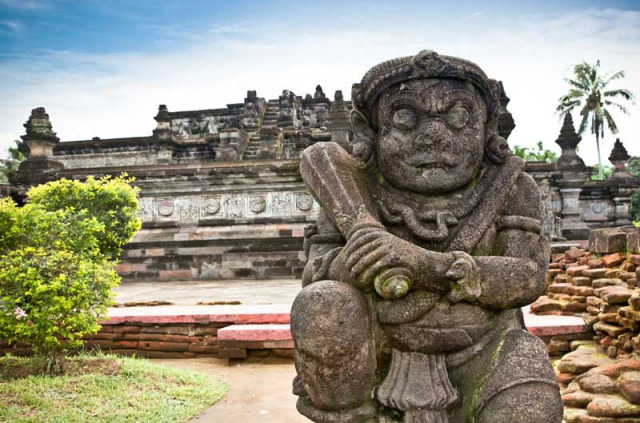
[291,51,563,423]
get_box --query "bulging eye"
[446,103,470,129]
[392,108,417,131]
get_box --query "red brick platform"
[0,304,589,359]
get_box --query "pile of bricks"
[532,227,640,359]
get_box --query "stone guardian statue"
[291,50,563,423]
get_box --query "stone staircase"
[241,134,261,160]
[243,100,280,160]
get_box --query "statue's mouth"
[406,155,457,170]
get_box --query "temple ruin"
[4,85,638,282]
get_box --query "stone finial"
[555,113,586,170]
[154,104,171,123]
[21,107,59,145]
[153,104,172,141]
[609,138,630,164]
[314,85,326,100]
[245,90,257,102]
[607,138,634,181]
[20,107,60,160]
[326,90,351,152]
[14,107,63,181]
[497,81,515,140]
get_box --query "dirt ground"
[154,357,309,423]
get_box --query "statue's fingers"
[351,248,387,279]
[344,230,385,257]
[346,238,384,269]
[358,257,393,287]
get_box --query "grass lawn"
[0,352,227,423]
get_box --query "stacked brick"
[0,322,224,359]
[533,227,640,360]
[532,247,613,316]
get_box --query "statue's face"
[375,79,487,194]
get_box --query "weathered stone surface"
[578,373,619,394]
[557,345,615,375]
[618,371,640,404]
[587,396,640,417]
[590,229,628,254]
[291,50,561,423]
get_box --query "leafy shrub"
[0,247,119,359]
[0,176,140,368]
[27,175,141,260]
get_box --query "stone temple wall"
[7,87,638,282]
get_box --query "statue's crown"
[352,50,499,126]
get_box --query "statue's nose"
[413,120,447,150]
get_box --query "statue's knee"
[291,280,370,359]
[476,382,563,423]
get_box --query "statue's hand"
[446,251,481,303]
[344,226,416,299]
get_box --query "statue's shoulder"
[500,164,543,227]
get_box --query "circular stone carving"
[296,194,313,211]
[204,198,221,215]
[591,203,605,214]
[158,200,174,216]
[249,196,267,213]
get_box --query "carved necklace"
[373,167,494,242]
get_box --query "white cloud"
[1,7,638,168]
[0,0,52,10]
[2,20,22,33]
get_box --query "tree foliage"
[0,176,141,367]
[513,141,559,163]
[589,164,613,181]
[27,175,141,260]
[557,60,634,179]
[0,140,25,183]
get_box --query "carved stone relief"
[249,196,267,213]
[203,197,221,215]
[272,192,292,216]
[157,199,175,217]
[295,193,314,211]
[226,195,245,218]
[137,191,317,223]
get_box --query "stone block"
[589,228,628,253]
[627,227,640,253]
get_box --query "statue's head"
[351,50,510,194]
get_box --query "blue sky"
[1,0,639,165]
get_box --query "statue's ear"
[350,109,373,139]
[350,109,377,172]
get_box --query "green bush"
[27,175,141,260]
[0,247,119,359]
[0,176,140,368]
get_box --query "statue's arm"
[468,172,549,310]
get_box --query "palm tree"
[556,60,634,180]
